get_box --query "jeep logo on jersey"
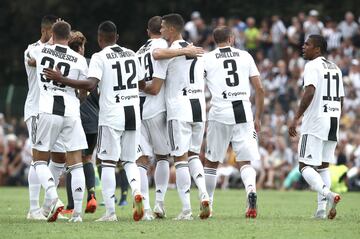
[222,91,227,99]
[323,104,339,113]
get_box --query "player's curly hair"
[309,34,327,55]
[69,30,86,53]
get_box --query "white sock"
[138,165,150,210]
[48,160,65,187]
[317,168,331,211]
[240,164,257,196]
[28,163,41,211]
[69,163,85,216]
[301,166,330,197]
[154,159,169,203]
[33,161,58,200]
[101,164,116,215]
[204,167,217,207]
[175,161,191,212]
[123,162,141,196]
[188,155,208,197]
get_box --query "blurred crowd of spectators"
[1,10,360,192]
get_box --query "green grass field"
[0,187,359,239]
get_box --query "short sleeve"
[152,58,170,80]
[136,57,144,82]
[303,63,318,88]
[28,46,40,61]
[87,53,103,81]
[247,52,260,77]
[78,57,89,81]
[338,70,345,97]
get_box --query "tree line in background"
[0,0,359,87]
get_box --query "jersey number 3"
[223,59,239,87]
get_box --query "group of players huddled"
[24,12,343,222]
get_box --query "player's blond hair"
[69,30,87,52]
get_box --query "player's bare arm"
[44,67,98,91]
[152,44,204,60]
[139,77,164,95]
[250,75,265,133]
[288,85,315,137]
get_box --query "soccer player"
[289,34,343,219]
[29,21,88,222]
[24,15,67,221]
[44,21,144,222]
[140,13,210,220]
[202,26,264,218]
[62,31,98,215]
[136,16,170,220]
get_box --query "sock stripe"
[138,164,148,171]
[240,164,252,173]
[33,161,47,168]
[175,162,189,169]
[68,163,83,172]
[204,168,217,175]
[300,165,311,173]
[188,155,199,162]
[101,162,116,168]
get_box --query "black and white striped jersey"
[24,40,44,121]
[29,44,88,117]
[136,38,167,120]
[153,40,206,123]
[203,46,259,125]
[88,44,142,131]
[301,56,344,141]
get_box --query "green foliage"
[0,187,359,239]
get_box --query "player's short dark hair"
[69,31,86,53]
[41,15,57,28]
[148,16,162,35]
[52,21,71,40]
[213,26,232,44]
[309,34,327,54]
[162,13,184,32]
[98,20,117,43]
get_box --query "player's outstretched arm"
[139,78,164,95]
[153,44,204,60]
[288,85,315,137]
[250,75,265,133]
[43,67,98,91]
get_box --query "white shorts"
[97,125,140,162]
[298,134,337,166]
[206,121,260,163]
[26,116,66,153]
[32,113,87,152]
[141,112,170,157]
[167,120,205,157]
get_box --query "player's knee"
[204,158,219,169]
[136,155,149,166]
[155,154,168,163]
